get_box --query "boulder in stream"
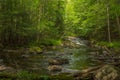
[21,54,30,58]
[48,58,69,65]
[0,65,14,72]
[48,65,62,72]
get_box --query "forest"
[0,0,120,80]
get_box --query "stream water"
[1,38,99,75]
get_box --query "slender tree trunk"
[116,13,120,37]
[106,4,111,42]
[36,1,42,43]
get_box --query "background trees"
[0,0,32,46]
[66,0,120,42]
[0,0,120,47]
[0,0,66,47]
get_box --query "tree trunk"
[106,5,111,42]
[36,1,42,43]
[116,13,120,38]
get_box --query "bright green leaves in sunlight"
[66,0,120,42]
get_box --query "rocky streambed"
[0,37,120,80]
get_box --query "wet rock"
[0,65,14,72]
[48,65,62,72]
[2,49,18,53]
[0,65,7,71]
[48,58,69,65]
[21,54,30,58]
[103,51,108,54]
[94,65,119,80]
[0,59,3,63]
[63,41,81,48]
[62,68,79,73]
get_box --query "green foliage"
[97,41,120,48]
[0,71,74,80]
[40,39,62,46]
[0,0,65,47]
[0,71,50,80]
[65,0,120,42]
[16,71,48,80]
[0,72,16,80]
[0,0,120,47]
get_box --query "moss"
[28,47,43,54]
[0,71,49,80]
[50,74,74,80]
[40,39,62,46]
[0,71,75,80]
[0,72,17,80]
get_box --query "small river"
[1,38,100,75]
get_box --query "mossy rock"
[28,47,43,54]
[40,39,62,46]
[48,58,69,65]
